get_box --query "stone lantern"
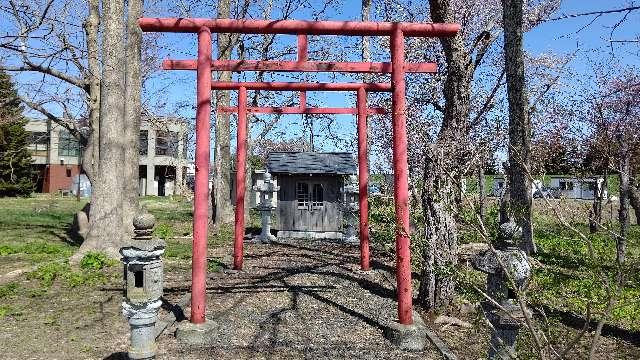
[120,212,166,360]
[341,175,359,244]
[472,221,531,360]
[253,171,279,243]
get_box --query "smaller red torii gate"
[207,80,390,274]
[138,17,460,329]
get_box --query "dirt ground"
[2,238,639,359]
[154,240,442,359]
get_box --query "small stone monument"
[253,171,279,243]
[120,211,166,360]
[341,175,359,244]
[472,221,531,359]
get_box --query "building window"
[28,132,48,157]
[559,180,574,191]
[312,184,324,209]
[58,130,80,157]
[139,130,148,156]
[296,182,310,210]
[155,131,179,157]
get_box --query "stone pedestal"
[122,301,162,359]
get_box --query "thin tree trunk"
[502,0,535,254]
[122,0,143,233]
[361,0,371,82]
[589,170,607,233]
[617,144,630,265]
[75,0,126,261]
[212,0,234,225]
[83,0,100,183]
[629,182,640,226]
[478,160,486,219]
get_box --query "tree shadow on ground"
[270,241,421,278]
[540,305,640,346]
[103,352,127,360]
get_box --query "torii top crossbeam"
[138,18,459,36]
[139,16,460,330]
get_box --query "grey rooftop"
[266,152,357,175]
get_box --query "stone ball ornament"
[497,221,522,247]
[133,212,156,231]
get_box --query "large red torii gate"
[138,18,460,328]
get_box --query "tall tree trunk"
[83,0,100,182]
[617,143,630,265]
[74,0,126,260]
[213,0,234,225]
[502,0,535,254]
[418,147,459,312]
[417,0,471,313]
[122,0,143,233]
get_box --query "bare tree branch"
[546,6,640,22]
[0,60,87,90]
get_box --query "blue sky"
[142,1,639,160]
[526,1,639,68]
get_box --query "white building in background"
[490,175,607,200]
[547,176,607,200]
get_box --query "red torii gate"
[138,18,460,328]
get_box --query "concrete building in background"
[26,118,191,196]
[138,118,190,196]
[25,120,81,193]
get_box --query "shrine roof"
[266,152,357,175]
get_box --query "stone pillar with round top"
[120,211,166,360]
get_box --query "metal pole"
[356,86,370,271]
[191,26,211,324]
[233,86,248,270]
[391,24,413,325]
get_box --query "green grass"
[0,283,19,298]
[26,255,117,289]
[0,196,87,246]
[366,195,640,332]
[164,240,192,259]
[528,217,640,331]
